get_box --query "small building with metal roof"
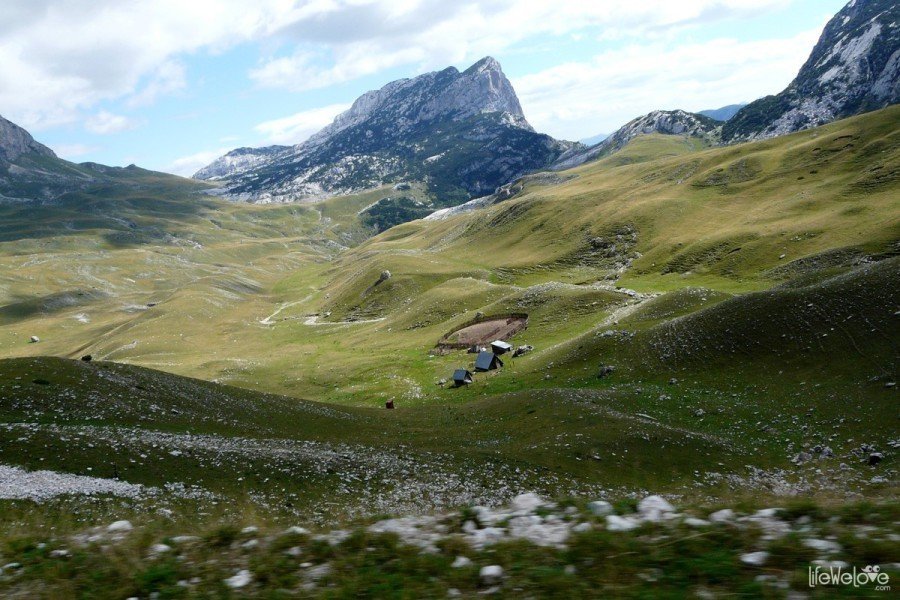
[490,340,513,355]
[475,351,503,371]
[452,369,474,386]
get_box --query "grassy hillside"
[0,106,897,598]
[1,106,897,408]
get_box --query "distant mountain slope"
[0,114,204,203]
[0,114,96,200]
[580,133,609,146]
[0,115,56,163]
[723,0,899,142]
[194,57,574,206]
[552,110,720,170]
[698,104,746,122]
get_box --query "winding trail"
[259,295,313,325]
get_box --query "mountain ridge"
[0,115,57,163]
[551,109,720,170]
[194,57,573,205]
[723,0,899,142]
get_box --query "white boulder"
[740,551,769,566]
[107,520,133,533]
[587,500,613,516]
[225,570,252,589]
[606,515,639,531]
[511,492,544,513]
[480,565,504,585]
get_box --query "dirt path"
[259,294,313,325]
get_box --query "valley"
[0,1,897,595]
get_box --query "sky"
[0,0,849,177]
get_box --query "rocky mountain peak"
[193,56,567,205]
[0,114,57,163]
[301,56,528,151]
[464,55,501,73]
[724,0,899,142]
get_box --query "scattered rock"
[868,452,884,466]
[741,551,769,566]
[791,451,813,465]
[709,509,734,523]
[606,515,639,531]
[638,495,675,521]
[107,520,133,533]
[378,270,392,283]
[480,565,504,586]
[452,556,472,568]
[170,536,199,544]
[225,570,252,589]
[804,538,841,553]
[149,543,172,554]
[511,492,543,513]
[513,345,534,358]
[587,500,613,516]
[29,336,40,343]
[306,564,332,581]
[597,365,615,379]
[684,517,710,527]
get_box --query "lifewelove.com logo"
[809,564,891,590]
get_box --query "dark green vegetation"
[0,497,897,598]
[359,196,435,232]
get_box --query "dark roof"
[452,369,472,382]
[475,351,503,371]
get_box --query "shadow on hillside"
[0,289,110,324]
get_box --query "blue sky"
[0,0,848,176]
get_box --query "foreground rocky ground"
[1,494,896,598]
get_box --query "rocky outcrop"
[194,57,573,205]
[723,0,899,142]
[193,145,290,181]
[552,110,720,170]
[0,115,56,163]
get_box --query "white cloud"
[127,60,187,108]
[513,27,822,140]
[0,0,293,130]
[249,0,789,91]
[166,147,234,177]
[254,103,351,144]
[0,0,796,127]
[51,143,100,159]
[85,111,139,135]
